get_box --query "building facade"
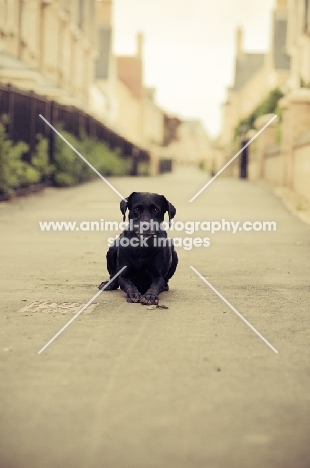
[0,0,102,108]
[287,0,310,87]
[0,1,211,172]
[220,0,291,147]
[115,33,166,150]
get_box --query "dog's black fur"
[98,192,178,305]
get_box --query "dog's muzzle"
[133,221,157,238]
[134,230,156,238]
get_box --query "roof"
[145,87,156,100]
[0,51,61,89]
[117,56,143,98]
[183,119,205,131]
[0,51,34,71]
[233,53,265,91]
[273,14,290,70]
[95,25,112,80]
[232,11,290,91]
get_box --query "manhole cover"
[19,301,99,316]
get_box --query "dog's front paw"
[98,280,119,291]
[140,294,159,305]
[126,292,141,303]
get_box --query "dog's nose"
[134,221,156,236]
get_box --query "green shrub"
[0,116,134,196]
[32,135,54,178]
[234,88,284,139]
[300,77,310,89]
[199,160,207,171]
[18,164,41,186]
[275,123,282,144]
[86,140,130,177]
[53,129,130,187]
[54,172,77,187]
[0,115,40,196]
[53,130,84,186]
[138,162,151,176]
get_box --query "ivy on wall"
[234,88,284,139]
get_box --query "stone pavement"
[1,166,310,468]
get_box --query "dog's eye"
[153,208,159,214]
[134,207,140,213]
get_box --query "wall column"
[280,88,310,188]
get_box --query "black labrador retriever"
[98,192,178,305]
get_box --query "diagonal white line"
[190,266,278,354]
[189,115,277,202]
[39,114,127,201]
[38,266,127,354]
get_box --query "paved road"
[1,167,310,468]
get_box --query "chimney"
[96,0,112,25]
[136,32,144,60]
[236,27,243,57]
[275,0,288,11]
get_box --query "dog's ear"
[162,196,176,226]
[120,192,137,221]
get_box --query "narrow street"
[1,166,310,468]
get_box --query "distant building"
[115,34,164,146]
[163,114,181,147]
[92,0,118,123]
[0,0,102,108]
[286,0,310,88]
[0,2,212,171]
[165,119,212,168]
[143,87,164,148]
[115,33,145,145]
[220,0,291,146]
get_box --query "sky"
[113,0,275,138]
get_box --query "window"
[78,0,84,29]
[62,0,71,12]
[304,0,310,34]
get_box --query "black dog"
[98,192,178,305]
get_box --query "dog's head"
[120,192,176,237]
